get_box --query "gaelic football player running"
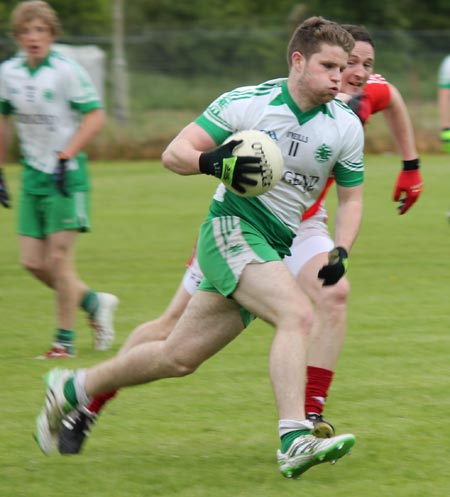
[36,17,364,479]
[56,24,424,457]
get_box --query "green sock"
[281,429,311,453]
[55,329,75,354]
[80,290,99,316]
[63,377,78,407]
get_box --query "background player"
[300,23,424,431]
[0,1,119,358]
[437,54,450,152]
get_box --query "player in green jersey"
[36,17,363,479]
[56,24,425,460]
[0,1,119,358]
[438,54,450,152]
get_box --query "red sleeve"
[364,74,391,115]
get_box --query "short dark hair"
[287,16,355,68]
[341,24,375,48]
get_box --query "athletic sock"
[80,290,99,317]
[63,377,79,407]
[86,391,118,414]
[62,370,91,408]
[279,419,314,453]
[305,366,334,415]
[54,328,75,355]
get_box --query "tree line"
[0,0,450,36]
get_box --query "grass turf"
[0,155,448,496]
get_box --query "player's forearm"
[62,108,106,158]
[162,122,217,176]
[333,203,362,252]
[0,114,9,165]
[0,137,6,166]
[333,187,363,253]
[382,86,418,161]
[161,137,203,175]
[438,88,450,129]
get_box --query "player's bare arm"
[63,108,106,158]
[316,183,362,287]
[382,84,424,214]
[333,183,364,253]
[0,114,11,207]
[438,87,450,129]
[162,122,216,175]
[382,84,418,161]
[0,113,10,165]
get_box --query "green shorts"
[197,215,282,327]
[18,190,91,238]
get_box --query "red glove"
[393,159,424,215]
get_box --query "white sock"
[74,369,91,407]
[278,419,314,438]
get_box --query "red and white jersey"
[356,73,391,125]
[302,73,392,220]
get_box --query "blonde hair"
[11,1,61,37]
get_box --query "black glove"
[54,154,69,197]
[0,169,11,208]
[347,94,363,113]
[318,246,348,286]
[347,94,370,125]
[199,139,262,194]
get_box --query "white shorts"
[181,206,333,295]
[182,255,204,296]
[283,207,333,276]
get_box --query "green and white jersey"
[0,50,102,194]
[438,55,450,89]
[196,78,364,255]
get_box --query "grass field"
[0,156,449,497]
